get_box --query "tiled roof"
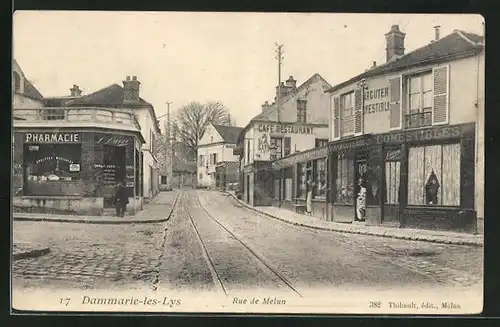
[44,96,80,107]
[326,30,484,93]
[252,73,332,122]
[64,84,152,108]
[23,79,43,101]
[212,125,244,144]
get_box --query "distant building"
[197,123,243,188]
[236,74,332,207]
[324,26,484,233]
[12,59,44,115]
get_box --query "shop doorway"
[102,145,126,208]
[354,152,368,222]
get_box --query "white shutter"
[354,88,363,136]
[389,76,402,130]
[333,96,340,140]
[432,65,450,125]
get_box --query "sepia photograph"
[11,11,484,314]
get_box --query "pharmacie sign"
[24,132,81,143]
[256,123,314,135]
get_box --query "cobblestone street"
[13,190,483,296]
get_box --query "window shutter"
[432,65,450,125]
[389,76,402,130]
[333,96,340,140]
[354,88,363,136]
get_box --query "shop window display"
[335,152,354,204]
[23,143,82,196]
[407,143,460,206]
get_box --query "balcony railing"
[405,111,432,129]
[13,107,141,131]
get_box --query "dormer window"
[13,72,21,92]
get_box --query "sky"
[13,12,484,127]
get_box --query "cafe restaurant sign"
[256,123,314,135]
[24,132,81,143]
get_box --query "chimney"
[275,82,288,102]
[372,61,377,68]
[70,84,82,97]
[123,75,141,103]
[261,101,270,112]
[434,25,441,40]
[385,25,406,62]
[285,76,297,90]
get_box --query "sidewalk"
[224,191,483,246]
[12,190,180,224]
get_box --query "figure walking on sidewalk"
[113,181,129,217]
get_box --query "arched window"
[13,72,21,92]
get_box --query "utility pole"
[275,43,284,123]
[165,101,173,191]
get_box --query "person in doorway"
[113,181,129,217]
[306,180,315,216]
[356,176,367,222]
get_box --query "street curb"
[13,192,181,225]
[13,246,51,260]
[223,192,483,247]
[13,216,170,224]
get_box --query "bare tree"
[173,101,231,159]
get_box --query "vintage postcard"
[11,11,484,314]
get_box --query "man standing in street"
[113,181,129,217]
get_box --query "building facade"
[237,74,332,206]
[197,123,243,188]
[326,26,484,233]
[12,72,161,215]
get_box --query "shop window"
[407,143,460,206]
[315,139,328,148]
[297,99,307,123]
[335,152,354,204]
[23,143,82,196]
[270,137,283,161]
[314,158,327,198]
[341,91,355,135]
[405,72,433,129]
[297,161,312,199]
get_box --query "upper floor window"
[297,100,307,123]
[13,72,21,92]
[210,153,218,165]
[341,91,354,118]
[270,137,283,161]
[199,155,204,167]
[210,136,214,143]
[340,91,355,135]
[246,140,251,164]
[406,72,433,129]
[315,138,328,148]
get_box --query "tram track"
[187,192,303,298]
